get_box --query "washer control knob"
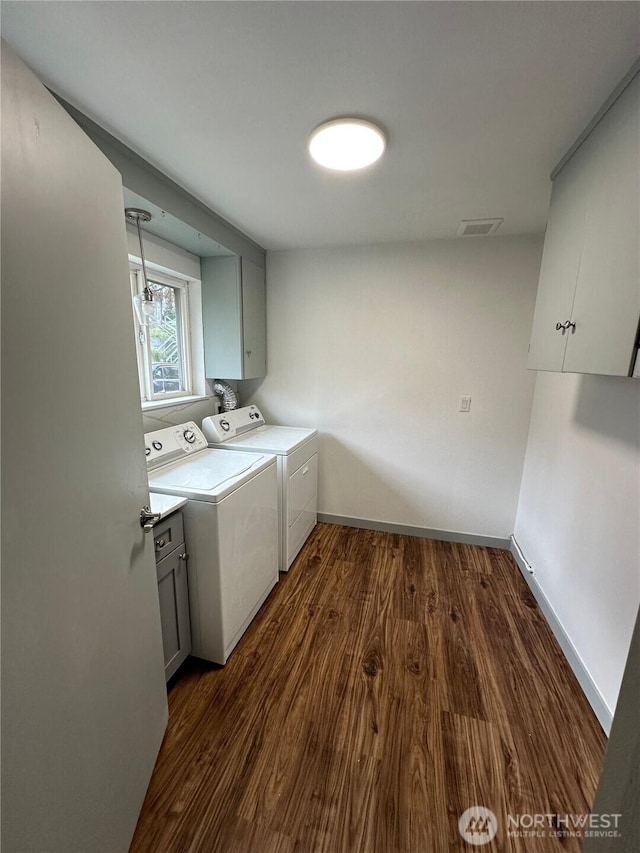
[183,429,196,444]
[220,419,230,432]
[152,440,163,451]
[145,447,151,456]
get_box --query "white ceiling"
[2,1,639,251]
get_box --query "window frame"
[129,265,194,404]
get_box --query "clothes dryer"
[202,406,318,571]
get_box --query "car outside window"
[153,363,181,393]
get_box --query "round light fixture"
[308,118,386,171]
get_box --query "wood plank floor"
[130,523,606,853]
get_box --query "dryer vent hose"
[213,379,238,411]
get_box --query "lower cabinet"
[154,513,191,681]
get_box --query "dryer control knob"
[220,419,230,432]
[152,440,163,451]
[183,429,196,444]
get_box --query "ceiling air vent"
[456,218,503,237]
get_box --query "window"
[130,266,193,403]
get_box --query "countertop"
[149,492,188,521]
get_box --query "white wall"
[243,236,542,541]
[514,372,640,717]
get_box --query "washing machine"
[145,421,278,665]
[202,406,318,571]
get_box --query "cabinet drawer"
[288,453,318,527]
[153,512,184,562]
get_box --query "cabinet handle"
[555,320,576,333]
[179,553,189,561]
[155,538,166,549]
[246,349,252,357]
[302,466,309,475]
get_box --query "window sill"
[142,394,210,412]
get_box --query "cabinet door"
[202,255,266,379]
[202,255,243,379]
[241,257,267,378]
[527,141,591,371]
[156,547,192,681]
[563,74,640,376]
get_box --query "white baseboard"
[510,536,612,735]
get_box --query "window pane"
[148,283,184,394]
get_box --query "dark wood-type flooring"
[130,523,606,853]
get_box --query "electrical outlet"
[459,396,472,412]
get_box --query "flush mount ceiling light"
[308,118,386,171]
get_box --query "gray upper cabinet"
[528,72,640,377]
[202,255,267,379]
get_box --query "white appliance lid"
[213,424,317,455]
[148,449,267,495]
